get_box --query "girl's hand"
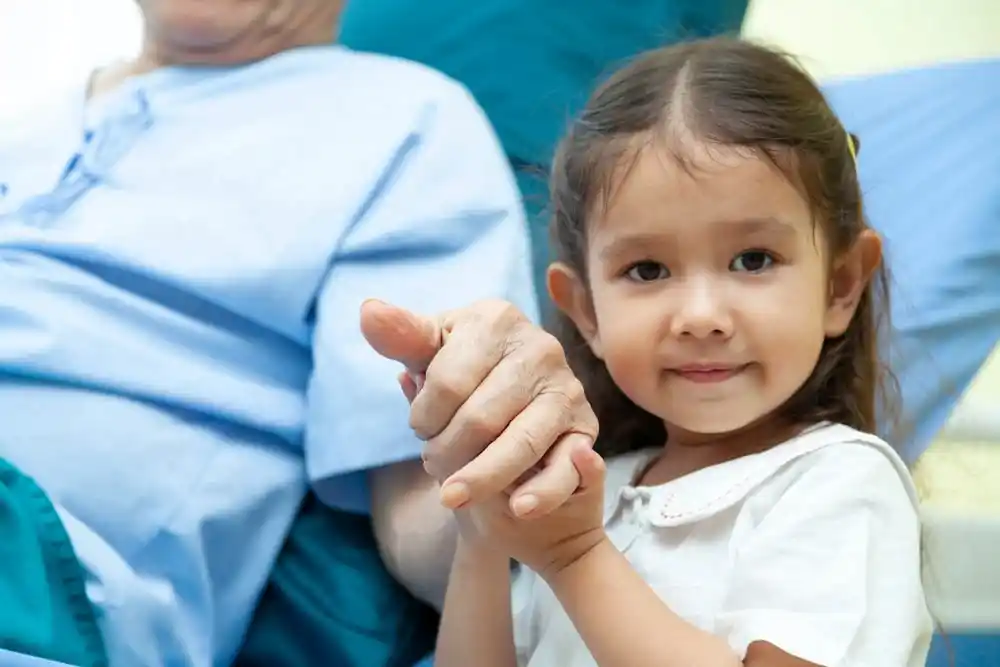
[363,298,599,518]
[459,444,609,580]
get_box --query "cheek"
[764,322,825,380]
[591,283,661,346]
[591,287,663,397]
[743,274,828,385]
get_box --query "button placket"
[20,89,154,227]
[0,183,9,219]
[608,487,652,552]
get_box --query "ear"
[547,262,603,358]
[824,229,882,337]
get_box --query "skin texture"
[362,299,598,514]
[91,0,343,95]
[553,141,880,478]
[362,300,599,610]
[135,0,342,66]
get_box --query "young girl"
[433,38,932,667]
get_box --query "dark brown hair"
[549,38,897,457]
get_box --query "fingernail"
[412,372,425,391]
[511,494,539,517]
[440,482,470,509]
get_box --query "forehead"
[594,140,813,241]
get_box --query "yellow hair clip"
[846,132,858,164]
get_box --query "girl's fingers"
[571,445,605,491]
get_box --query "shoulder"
[760,423,919,513]
[727,424,924,558]
[715,425,932,665]
[286,47,490,131]
[280,47,506,185]
[181,47,497,168]
[641,423,919,529]
[338,48,476,100]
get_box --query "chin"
[664,405,763,437]
[670,418,753,437]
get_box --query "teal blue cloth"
[234,494,438,667]
[342,0,749,169]
[0,459,107,667]
[341,0,749,303]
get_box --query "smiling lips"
[670,363,748,384]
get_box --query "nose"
[670,276,733,340]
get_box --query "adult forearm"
[547,539,741,667]
[435,539,518,667]
[370,459,456,610]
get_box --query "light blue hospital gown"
[0,46,536,666]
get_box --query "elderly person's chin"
[136,0,342,67]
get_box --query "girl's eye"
[730,250,774,273]
[625,261,670,282]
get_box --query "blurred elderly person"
[0,1,600,665]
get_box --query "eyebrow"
[597,217,799,261]
[718,216,799,238]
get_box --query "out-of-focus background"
[2,1,998,665]
[5,0,1000,119]
[0,0,140,122]
[4,0,1000,118]
[744,0,1000,78]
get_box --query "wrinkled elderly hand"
[360,298,599,518]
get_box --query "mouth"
[669,364,749,384]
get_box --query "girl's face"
[556,141,873,443]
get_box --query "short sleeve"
[715,443,932,666]
[305,81,537,512]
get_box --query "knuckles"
[478,299,528,329]
[541,374,598,437]
[528,330,567,367]
[420,371,468,412]
[456,410,511,450]
[413,299,601,479]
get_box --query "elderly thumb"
[360,299,441,372]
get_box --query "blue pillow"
[822,58,1000,463]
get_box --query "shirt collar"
[604,423,912,528]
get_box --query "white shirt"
[512,423,933,666]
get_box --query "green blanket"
[0,458,107,667]
[234,494,439,667]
